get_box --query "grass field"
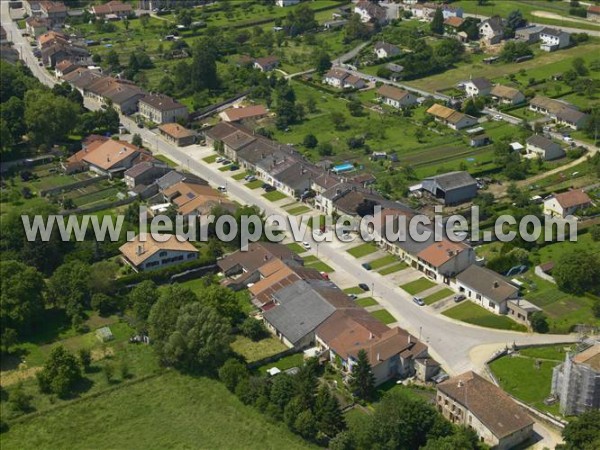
[423,288,454,305]
[488,344,574,415]
[443,302,527,332]
[378,262,408,275]
[232,172,249,181]
[305,260,335,273]
[262,191,288,202]
[400,277,436,295]
[202,154,218,164]
[1,372,313,450]
[367,254,398,270]
[370,309,397,325]
[246,179,263,189]
[231,335,289,363]
[154,154,177,167]
[343,286,364,295]
[257,353,305,375]
[286,242,307,254]
[287,205,312,215]
[347,243,379,258]
[356,297,379,308]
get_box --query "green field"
[423,288,454,305]
[370,309,397,325]
[400,277,437,295]
[343,286,365,295]
[287,205,312,215]
[378,262,408,275]
[262,190,288,202]
[347,243,379,258]
[367,254,398,270]
[231,335,289,363]
[154,154,177,167]
[286,242,307,254]
[356,297,379,308]
[305,260,335,273]
[443,302,527,332]
[257,353,305,375]
[1,372,313,450]
[246,179,263,189]
[202,154,218,163]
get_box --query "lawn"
[1,372,313,450]
[347,243,379,258]
[262,190,288,202]
[230,335,289,363]
[370,309,397,325]
[286,242,307,254]
[488,345,573,415]
[287,205,312,215]
[443,302,527,332]
[305,260,335,273]
[356,297,379,308]
[218,165,232,172]
[343,286,365,295]
[246,179,263,189]
[257,353,305,375]
[232,171,250,180]
[202,154,218,163]
[400,277,437,296]
[378,262,408,276]
[367,254,398,270]
[154,154,177,167]
[423,288,454,305]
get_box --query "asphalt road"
[4,1,582,375]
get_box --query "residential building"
[323,69,365,89]
[324,20,347,30]
[479,16,504,45]
[490,84,525,105]
[456,265,519,314]
[41,42,90,68]
[470,134,490,147]
[426,104,478,130]
[540,27,570,51]
[163,181,234,216]
[529,96,589,130]
[506,299,542,326]
[61,67,104,94]
[374,41,400,59]
[437,371,534,450]
[416,239,474,283]
[37,30,68,49]
[138,0,204,9]
[158,123,196,147]
[276,0,300,6]
[155,170,207,192]
[515,25,544,44]
[355,0,388,24]
[65,138,142,176]
[124,161,169,189]
[552,343,600,415]
[91,1,132,19]
[84,76,146,115]
[119,233,198,272]
[253,55,279,72]
[463,77,492,97]
[588,5,600,22]
[217,241,302,279]
[543,190,593,218]
[377,85,417,108]
[54,59,78,77]
[220,105,268,123]
[39,1,68,28]
[525,135,565,161]
[138,94,188,124]
[444,16,464,35]
[26,17,49,37]
[421,171,478,205]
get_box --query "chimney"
[377,352,381,361]
[369,332,374,340]
[458,380,464,388]
[408,335,411,344]
[136,244,144,255]
[493,281,499,289]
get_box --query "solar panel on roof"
[186,192,196,199]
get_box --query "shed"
[96,326,114,342]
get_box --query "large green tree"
[560,410,600,450]
[24,90,79,146]
[553,250,600,295]
[36,345,82,398]
[47,260,92,322]
[350,349,376,401]
[430,7,444,34]
[128,280,160,330]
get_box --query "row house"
[529,96,589,130]
[138,93,188,124]
[323,69,366,90]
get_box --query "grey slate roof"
[456,265,518,304]
[423,171,477,191]
[469,77,493,91]
[526,135,559,150]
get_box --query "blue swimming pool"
[332,163,354,174]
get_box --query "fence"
[41,174,109,197]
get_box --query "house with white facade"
[377,85,417,108]
[416,239,475,284]
[138,94,188,125]
[479,16,504,45]
[456,265,519,314]
[463,77,493,97]
[525,135,565,161]
[323,69,365,90]
[276,0,300,6]
[543,190,593,218]
[540,28,570,51]
[355,0,388,24]
[490,85,525,105]
[119,233,199,272]
[374,41,401,59]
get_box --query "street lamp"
[371,282,374,296]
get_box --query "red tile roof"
[552,190,592,209]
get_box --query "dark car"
[361,263,372,271]
[229,164,239,171]
[348,294,358,300]
[453,294,466,303]
[358,283,370,291]
[413,296,425,306]
[264,185,276,192]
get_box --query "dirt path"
[531,10,597,26]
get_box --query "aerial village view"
[0,0,599,449]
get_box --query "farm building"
[421,171,478,205]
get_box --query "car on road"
[302,241,311,250]
[348,294,358,300]
[217,186,227,193]
[453,294,466,303]
[493,114,503,121]
[361,263,372,271]
[413,296,425,306]
[358,283,370,291]
[563,136,574,144]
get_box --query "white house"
[456,265,519,314]
[525,135,565,161]
[119,233,199,272]
[543,190,593,218]
[416,239,474,284]
[479,16,504,45]
[138,94,188,125]
[490,85,525,105]
[540,28,570,51]
[355,0,388,24]
[427,104,478,130]
[323,69,365,89]
[377,85,417,108]
[463,77,493,97]
[374,41,400,59]
[276,0,300,6]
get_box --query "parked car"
[245,175,256,182]
[320,272,329,280]
[413,296,425,306]
[302,241,311,250]
[358,283,370,291]
[221,159,231,165]
[217,185,227,193]
[493,114,503,121]
[348,294,358,300]
[216,156,225,163]
[361,263,372,271]
[264,185,276,192]
[229,164,239,171]
[453,294,466,303]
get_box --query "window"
[159,251,167,257]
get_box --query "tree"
[421,427,480,450]
[132,133,143,147]
[79,348,92,372]
[506,10,526,32]
[430,7,444,34]
[37,346,82,398]
[303,133,318,148]
[47,260,91,322]
[294,410,317,440]
[218,358,249,392]
[530,311,549,333]
[91,293,118,316]
[590,224,600,242]
[344,13,370,43]
[572,57,588,76]
[330,111,346,130]
[159,302,233,373]
[129,280,159,330]
[9,383,33,413]
[350,349,375,401]
[346,98,363,117]
[24,90,79,146]
[270,374,296,412]
[553,250,600,295]
[105,49,121,71]
[103,363,114,383]
[560,409,600,450]
[89,260,119,296]
[314,50,332,75]
[317,142,333,157]
[314,386,346,438]
[191,39,219,91]
[239,317,267,341]
[0,261,45,340]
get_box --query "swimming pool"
[332,163,354,174]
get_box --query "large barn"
[421,171,478,205]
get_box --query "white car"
[493,114,503,121]
[302,241,311,250]
[563,136,574,144]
